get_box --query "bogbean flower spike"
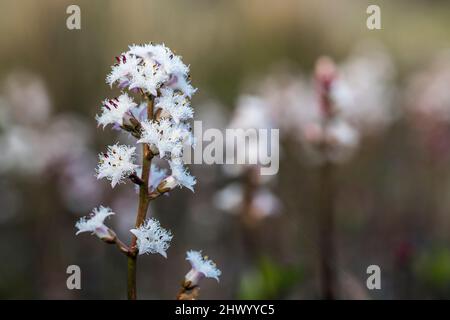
[74,43,217,300]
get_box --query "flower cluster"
[95,43,196,192]
[77,43,198,254]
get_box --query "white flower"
[326,119,360,150]
[185,250,221,286]
[168,74,197,98]
[129,61,168,96]
[107,43,195,97]
[156,88,194,124]
[149,164,168,191]
[130,43,189,77]
[96,144,138,188]
[130,218,173,257]
[96,93,137,128]
[323,119,360,163]
[75,206,115,240]
[138,119,192,158]
[137,120,161,154]
[157,161,196,192]
[331,44,396,134]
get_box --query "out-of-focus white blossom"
[60,154,104,212]
[302,119,360,164]
[0,127,43,173]
[104,43,197,192]
[224,95,274,176]
[219,94,280,221]
[0,72,91,175]
[228,95,272,130]
[75,206,115,240]
[156,88,194,124]
[130,218,173,257]
[261,75,319,136]
[252,43,396,164]
[0,115,90,175]
[251,190,282,219]
[213,183,243,213]
[96,93,137,128]
[0,181,20,224]
[96,144,138,188]
[184,250,221,286]
[76,44,198,259]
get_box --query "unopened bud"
[184,269,205,289]
[315,56,337,118]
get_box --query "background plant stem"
[127,96,154,300]
[240,166,260,261]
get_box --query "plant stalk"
[127,95,154,300]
